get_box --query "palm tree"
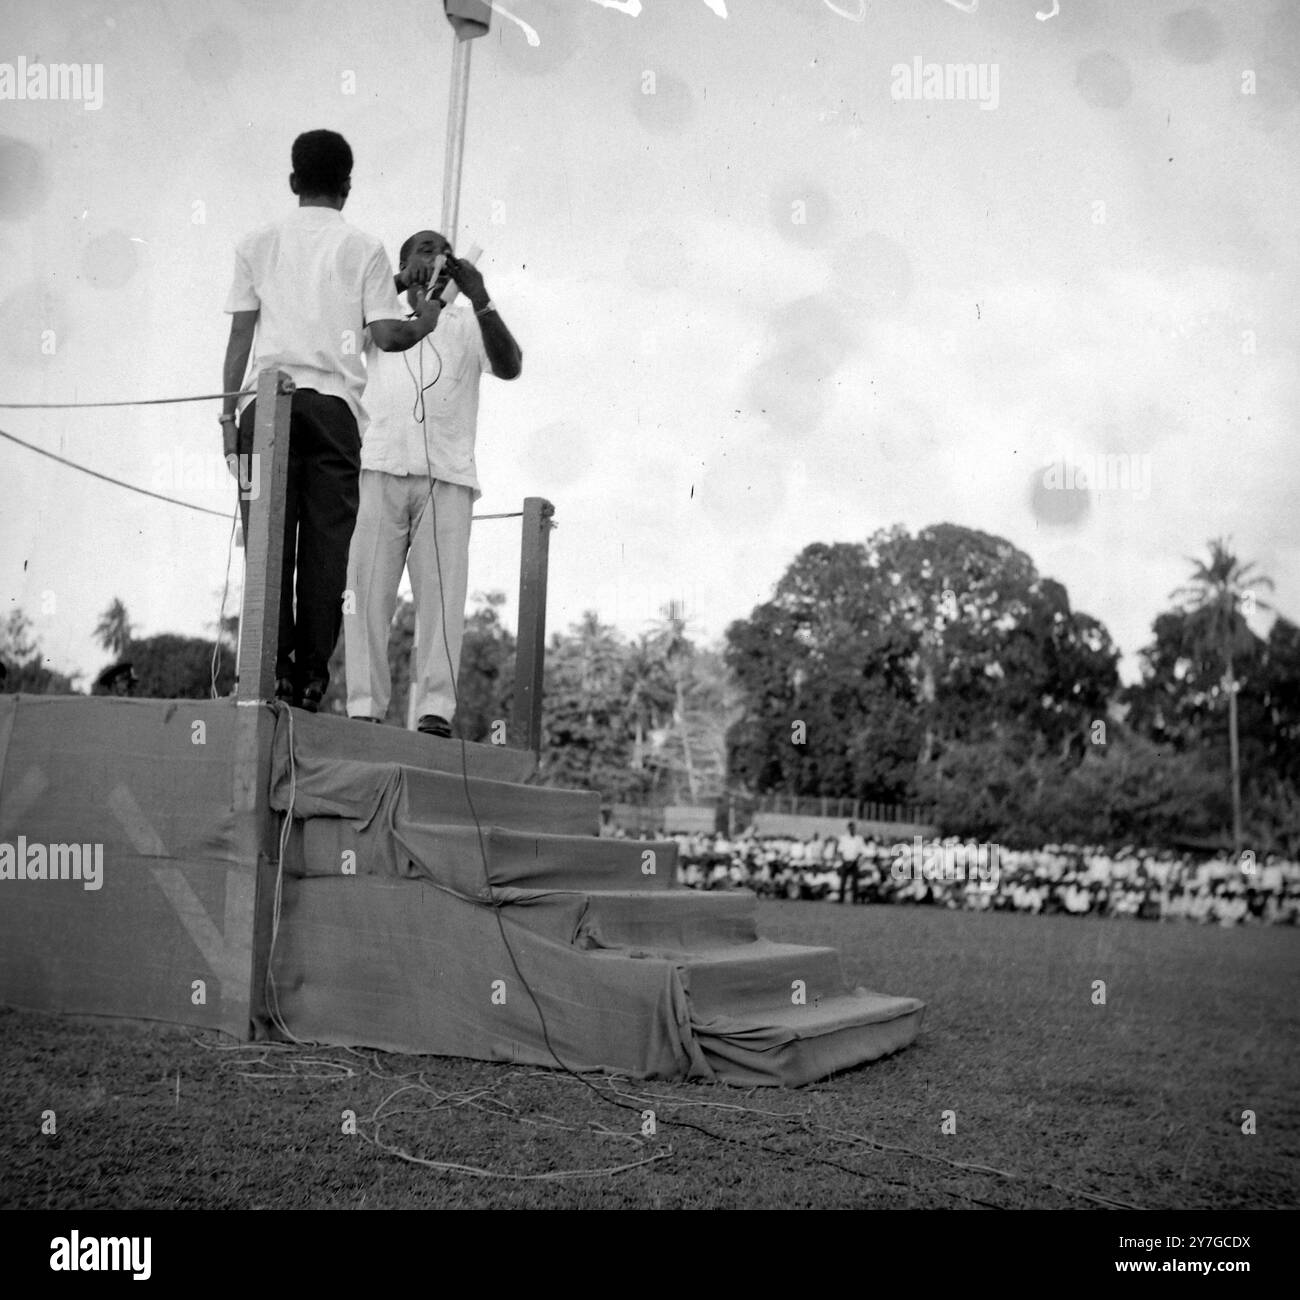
[915,579,952,767]
[94,597,133,659]
[653,601,701,801]
[624,639,663,774]
[1172,539,1273,856]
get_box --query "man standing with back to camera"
[219,129,443,710]
[343,229,521,738]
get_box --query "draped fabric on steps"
[267,717,926,1086]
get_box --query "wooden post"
[233,367,292,1038]
[511,496,554,754]
[236,368,293,703]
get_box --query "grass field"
[1,901,1296,1210]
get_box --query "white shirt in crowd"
[837,831,866,863]
[224,206,404,422]
[360,302,491,498]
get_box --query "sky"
[1,0,1297,689]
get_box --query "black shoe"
[417,714,452,738]
[301,680,326,713]
[274,677,296,705]
[351,715,382,724]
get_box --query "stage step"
[271,753,600,836]
[479,885,760,951]
[270,872,925,1086]
[671,941,846,1017]
[289,821,676,893]
[274,706,536,783]
[265,712,926,1084]
[571,889,758,952]
[692,991,927,1088]
[399,768,600,836]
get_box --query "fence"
[604,791,940,837]
[744,793,939,825]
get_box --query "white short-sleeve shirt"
[224,206,404,422]
[358,301,490,498]
[837,832,866,862]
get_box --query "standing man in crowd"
[836,820,867,904]
[220,130,443,711]
[344,229,521,737]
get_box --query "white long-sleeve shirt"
[359,302,491,499]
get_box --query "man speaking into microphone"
[344,231,521,738]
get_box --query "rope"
[0,388,253,409]
[391,335,881,1191]
[2,425,520,525]
[210,505,240,698]
[265,702,310,1045]
[0,426,231,520]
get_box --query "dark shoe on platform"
[301,680,326,714]
[274,677,297,706]
[351,715,382,724]
[417,714,453,739]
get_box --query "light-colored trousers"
[344,470,472,724]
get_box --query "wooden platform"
[0,693,926,1084]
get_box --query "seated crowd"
[644,830,1300,927]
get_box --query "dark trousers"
[238,389,360,691]
[839,860,860,903]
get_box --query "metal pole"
[441,34,474,247]
[404,22,477,732]
[408,5,486,731]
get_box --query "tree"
[663,642,734,804]
[94,598,134,659]
[623,602,732,804]
[624,629,675,778]
[724,524,1120,804]
[1,610,37,665]
[0,609,81,695]
[455,591,517,743]
[1169,538,1274,856]
[1124,609,1226,752]
[725,538,924,802]
[208,602,241,698]
[130,634,235,699]
[916,726,1231,849]
[1256,615,1300,787]
[538,612,641,797]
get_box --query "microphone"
[437,244,483,304]
[397,245,484,304]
